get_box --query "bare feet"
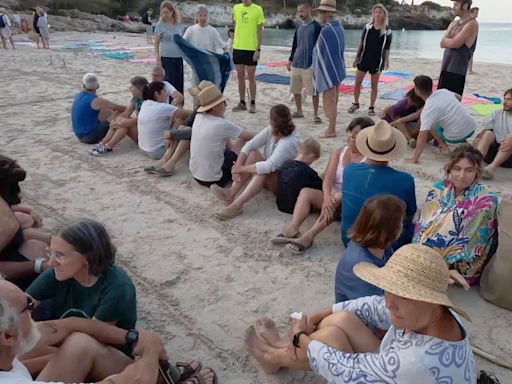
[216,204,243,221]
[210,184,233,204]
[406,157,419,163]
[255,318,286,348]
[244,325,281,374]
[319,130,336,139]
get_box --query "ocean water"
[217,22,512,65]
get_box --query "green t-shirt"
[27,265,137,330]
[232,3,265,51]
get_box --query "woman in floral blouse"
[413,144,499,284]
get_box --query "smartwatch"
[125,329,139,351]
[292,331,306,348]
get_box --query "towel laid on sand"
[472,104,503,116]
[255,74,290,85]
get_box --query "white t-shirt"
[420,89,476,140]
[0,358,64,384]
[183,24,226,53]
[163,81,177,99]
[190,113,243,181]
[137,100,177,152]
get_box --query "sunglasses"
[21,295,35,314]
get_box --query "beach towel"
[461,94,491,106]
[380,88,407,101]
[473,93,502,104]
[339,84,355,94]
[472,104,503,116]
[256,64,269,70]
[378,74,402,83]
[174,35,231,93]
[264,61,289,68]
[130,57,157,63]
[255,74,290,85]
[382,71,412,78]
[100,52,134,60]
[312,21,346,95]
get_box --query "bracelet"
[34,258,45,274]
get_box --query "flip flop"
[160,360,202,384]
[270,232,301,246]
[348,103,360,113]
[285,240,313,255]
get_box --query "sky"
[433,0,510,22]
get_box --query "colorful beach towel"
[255,74,290,85]
[472,104,503,116]
[382,71,412,78]
[312,21,346,95]
[473,94,502,104]
[174,35,231,93]
[100,52,134,60]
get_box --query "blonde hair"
[299,137,321,159]
[160,1,180,24]
[371,4,389,36]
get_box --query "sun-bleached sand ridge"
[1,31,511,383]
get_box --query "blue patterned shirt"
[307,296,476,383]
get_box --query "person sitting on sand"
[335,195,405,302]
[26,219,136,330]
[473,88,512,179]
[89,76,148,156]
[341,120,416,249]
[71,73,126,144]
[0,156,50,290]
[189,85,254,186]
[244,244,475,382]
[151,66,184,106]
[0,278,218,384]
[211,104,300,220]
[137,81,189,161]
[413,144,498,286]
[272,117,374,255]
[381,88,425,147]
[407,75,477,163]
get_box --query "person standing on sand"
[349,3,392,116]
[142,8,155,44]
[467,6,479,75]
[311,0,346,138]
[31,8,41,48]
[231,0,265,114]
[155,1,185,95]
[287,2,321,122]
[0,11,15,49]
[36,7,50,49]
[438,0,478,96]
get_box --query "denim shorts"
[140,145,166,160]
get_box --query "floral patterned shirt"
[413,180,498,280]
[307,296,476,384]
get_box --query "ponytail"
[142,81,165,101]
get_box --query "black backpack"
[0,14,6,28]
[478,371,500,384]
[142,13,150,25]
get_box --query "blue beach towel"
[383,71,412,78]
[473,94,502,104]
[100,52,134,60]
[174,35,231,92]
[380,88,407,101]
[255,74,290,85]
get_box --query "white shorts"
[290,67,313,95]
[0,26,12,39]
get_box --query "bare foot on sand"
[187,367,217,384]
[244,325,280,374]
[255,318,286,348]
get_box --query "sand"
[1,31,511,383]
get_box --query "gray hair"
[82,73,99,91]
[58,219,116,277]
[196,4,208,15]
[152,66,165,76]
[0,297,18,333]
[130,76,149,89]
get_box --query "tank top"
[71,91,100,137]
[331,146,366,195]
[441,19,477,76]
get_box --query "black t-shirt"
[360,26,392,69]
[276,160,323,214]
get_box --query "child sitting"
[335,195,405,302]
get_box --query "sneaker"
[90,144,112,156]
[249,102,256,113]
[88,143,103,155]
[232,101,247,112]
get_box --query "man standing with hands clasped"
[231,0,265,114]
[287,2,321,122]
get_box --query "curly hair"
[0,155,26,206]
[444,143,483,180]
[270,104,295,137]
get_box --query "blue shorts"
[77,120,110,144]
[434,125,474,144]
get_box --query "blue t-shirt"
[289,19,322,69]
[341,163,417,248]
[155,21,184,58]
[335,241,393,302]
[71,91,99,137]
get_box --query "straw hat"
[314,0,338,13]
[188,80,215,98]
[197,85,228,113]
[354,244,471,321]
[355,120,407,162]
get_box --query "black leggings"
[161,56,184,96]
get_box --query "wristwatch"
[34,258,46,274]
[125,329,139,350]
[292,331,307,348]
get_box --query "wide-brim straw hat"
[355,120,407,162]
[314,0,338,13]
[197,85,228,113]
[188,80,215,98]
[354,244,471,322]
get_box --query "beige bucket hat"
[355,120,407,162]
[354,243,471,322]
[197,85,228,113]
[188,80,215,98]
[314,0,338,13]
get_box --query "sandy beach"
[1,31,511,383]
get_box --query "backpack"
[0,14,6,28]
[142,13,150,25]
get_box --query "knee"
[60,332,102,356]
[318,311,360,329]
[482,130,495,141]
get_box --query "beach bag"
[480,195,512,311]
[0,14,6,28]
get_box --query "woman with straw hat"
[245,244,476,382]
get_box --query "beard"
[15,320,41,356]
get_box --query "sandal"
[189,367,218,384]
[270,232,301,246]
[171,361,202,383]
[368,107,376,116]
[348,103,360,113]
[285,240,313,255]
[313,116,322,124]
